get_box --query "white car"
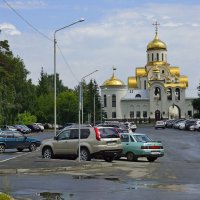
[124,122,137,132]
[155,121,165,129]
[34,123,44,132]
[194,120,200,131]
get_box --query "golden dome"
[128,77,137,88]
[102,74,125,87]
[147,33,167,51]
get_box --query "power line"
[2,0,79,84]
[57,44,79,83]
[2,0,53,42]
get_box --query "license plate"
[107,142,116,145]
[151,151,161,155]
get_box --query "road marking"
[0,149,39,163]
[0,152,30,163]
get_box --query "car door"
[121,133,131,154]
[53,129,78,155]
[13,132,28,148]
[5,132,15,149]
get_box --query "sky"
[0,0,200,90]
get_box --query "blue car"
[0,130,41,153]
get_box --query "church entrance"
[168,104,181,119]
[155,110,161,121]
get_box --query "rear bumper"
[93,149,123,158]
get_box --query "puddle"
[72,175,120,182]
[39,192,66,200]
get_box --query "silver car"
[41,126,122,162]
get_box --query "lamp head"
[79,18,85,22]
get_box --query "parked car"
[124,122,137,132]
[173,119,185,129]
[155,121,165,129]
[14,125,31,134]
[193,119,200,131]
[165,119,176,128]
[185,119,198,131]
[0,130,41,153]
[41,126,123,162]
[118,132,164,162]
[26,124,41,133]
[33,123,44,132]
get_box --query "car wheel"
[29,143,37,151]
[80,148,91,161]
[127,152,137,161]
[147,157,157,162]
[42,147,54,159]
[17,148,24,152]
[0,144,5,153]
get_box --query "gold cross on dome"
[152,21,160,34]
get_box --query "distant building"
[100,23,198,121]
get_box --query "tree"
[192,98,200,118]
[0,40,36,124]
[57,90,79,124]
[15,111,37,124]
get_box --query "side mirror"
[54,136,58,140]
[24,136,27,140]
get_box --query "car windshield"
[134,134,152,142]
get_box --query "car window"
[130,136,135,142]
[134,135,152,142]
[99,128,119,138]
[81,129,90,139]
[58,130,70,140]
[121,134,129,142]
[69,129,79,139]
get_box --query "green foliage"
[0,40,101,126]
[192,98,200,113]
[57,90,79,124]
[0,193,13,200]
[15,111,37,124]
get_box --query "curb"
[0,162,113,174]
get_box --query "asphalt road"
[0,127,200,200]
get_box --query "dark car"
[185,119,197,131]
[0,130,41,153]
[26,124,41,133]
[14,125,31,134]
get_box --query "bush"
[0,193,14,200]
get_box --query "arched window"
[157,53,159,61]
[175,88,180,100]
[152,53,154,61]
[162,53,164,61]
[112,94,116,107]
[154,87,161,100]
[135,94,141,98]
[144,80,147,90]
[104,95,107,107]
[167,88,172,100]
[148,54,149,62]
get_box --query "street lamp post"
[78,70,98,162]
[54,18,84,136]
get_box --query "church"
[100,23,198,122]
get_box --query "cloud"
[4,2,200,90]
[0,0,46,9]
[0,23,21,35]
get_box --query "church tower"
[101,22,196,122]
